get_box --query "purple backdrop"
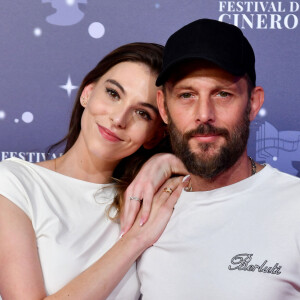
[0,1,299,176]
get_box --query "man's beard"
[167,103,250,179]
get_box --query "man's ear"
[143,89,169,149]
[80,83,95,107]
[157,90,169,124]
[143,123,166,149]
[249,86,264,121]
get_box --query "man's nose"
[194,98,215,125]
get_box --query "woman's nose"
[110,109,128,129]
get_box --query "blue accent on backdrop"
[0,1,299,176]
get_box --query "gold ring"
[163,187,173,194]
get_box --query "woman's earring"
[81,96,87,106]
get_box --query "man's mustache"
[183,124,230,141]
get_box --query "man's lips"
[183,124,229,142]
[191,134,220,143]
[97,125,123,142]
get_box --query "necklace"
[248,156,256,176]
[184,156,257,192]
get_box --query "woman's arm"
[121,153,189,234]
[0,195,46,299]
[0,176,186,300]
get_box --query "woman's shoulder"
[0,157,33,176]
[0,157,52,183]
[0,158,38,218]
[0,157,60,183]
[0,157,56,196]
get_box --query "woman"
[0,43,187,299]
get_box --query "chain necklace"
[248,156,257,176]
[184,156,257,192]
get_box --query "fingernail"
[182,175,191,182]
[139,218,145,227]
[119,231,124,239]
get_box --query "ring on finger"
[163,187,173,194]
[129,196,142,202]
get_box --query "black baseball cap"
[156,18,256,86]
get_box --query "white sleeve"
[0,161,33,220]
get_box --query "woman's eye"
[135,110,152,121]
[217,91,230,98]
[106,88,120,100]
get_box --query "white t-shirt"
[138,165,300,300]
[0,158,140,299]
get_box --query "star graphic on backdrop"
[59,75,78,97]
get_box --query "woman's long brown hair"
[49,42,172,219]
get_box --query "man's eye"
[217,91,230,98]
[106,88,120,100]
[180,93,192,99]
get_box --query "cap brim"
[156,55,246,86]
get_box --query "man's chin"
[179,146,229,178]
[190,144,222,158]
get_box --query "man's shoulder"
[261,165,300,206]
[265,164,300,185]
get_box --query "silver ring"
[129,196,142,202]
[163,187,173,194]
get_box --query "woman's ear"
[249,86,264,121]
[157,90,169,124]
[80,83,95,107]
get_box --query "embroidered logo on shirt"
[228,253,282,275]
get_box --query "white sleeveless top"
[0,158,140,299]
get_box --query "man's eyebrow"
[173,82,240,92]
[213,83,241,93]
[171,85,194,93]
[105,79,125,94]
[173,85,193,90]
[138,102,159,115]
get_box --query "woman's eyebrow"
[105,79,159,115]
[105,79,125,94]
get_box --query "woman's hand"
[121,153,189,235]
[123,176,188,249]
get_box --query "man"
[137,19,300,299]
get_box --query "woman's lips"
[97,125,123,142]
